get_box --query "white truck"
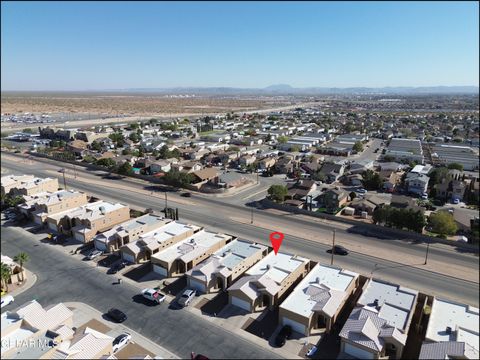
[141,288,166,304]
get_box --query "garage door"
[344,343,374,359]
[231,296,251,312]
[282,317,307,335]
[95,240,107,252]
[122,253,135,264]
[152,264,167,276]
[188,278,206,293]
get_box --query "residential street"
[2,154,479,306]
[0,225,282,359]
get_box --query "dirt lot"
[1,92,286,115]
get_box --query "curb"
[8,269,38,297]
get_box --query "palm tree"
[13,252,29,282]
[1,262,11,292]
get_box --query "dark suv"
[274,325,292,347]
[107,308,127,323]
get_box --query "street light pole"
[424,241,430,265]
[330,230,336,266]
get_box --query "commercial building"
[279,264,359,336]
[384,138,424,164]
[45,201,130,243]
[150,230,234,277]
[419,298,479,359]
[93,213,171,253]
[120,221,201,263]
[185,239,268,293]
[227,252,310,313]
[339,278,418,359]
[431,144,479,171]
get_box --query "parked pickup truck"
[141,288,166,304]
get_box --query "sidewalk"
[7,269,37,297]
[65,301,178,359]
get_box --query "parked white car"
[87,250,103,260]
[178,289,196,307]
[112,333,131,353]
[1,295,14,308]
[141,288,166,304]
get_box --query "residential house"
[275,156,295,174]
[93,213,170,253]
[258,157,276,171]
[45,201,130,243]
[185,239,268,293]
[1,300,73,358]
[66,140,89,158]
[318,163,345,183]
[380,170,401,193]
[316,189,349,212]
[217,172,250,189]
[279,264,359,336]
[239,155,256,167]
[419,298,479,359]
[19,190,89,224]
[349,195,388,215]
[191,168,219,188]
[339,278,418,359]
[1,175,59,197]
[227,252,310,312]
[149,160,172,174]
[349,160,375,175]
[150,230,234,277]
[75,131,106,144]
[0,254,26,287]
[346,174,364,187]
[120,221,201,263]
[405,172,429,196]
[287,180,317,201]
[390,195,424,213]
[384,138,424,164]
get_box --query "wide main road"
[1,226,280,359]
[2,153,479,306]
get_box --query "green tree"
[96,158,116,169]
[164,169,194,187]
[121,149,131,156]
[267,185,288,203]
[447,163,464,171]
[22,128,34,133]
[129,132,140,143]
[362,170,383,190]
[90,141,102,152]
[277,136,288,144]
[1,262,11,292]
[4,195,26,208]
[82,155,97,164]
[117,161,134,175]
[429,211,458,236]
[129,123,139,130]
[383,155,395,162]
[13,252,29,282]
[429,167,449,185]
[290,145,301,152]
[349,191,357,200]
[352,141,364,153]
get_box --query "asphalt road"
[1,225,281,359]
[2,154,479,306]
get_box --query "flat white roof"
[358,279,418,330]
[280,263,358,318]
[151,230,231,264]
[426,298,479,352]
[1,326,35,354]
[140,221,200,244]
[246,251,309,284]
[212,239,267,270]
[48,201,125,221]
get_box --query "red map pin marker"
[270,231,284,255]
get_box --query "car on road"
[112,333,131,353]
[421,193,429,200]
[107,261,127,274]
[87,249,103,260]
[181,192,192,197]
[141,288,166,304]
[327,245,349,256]
[178,289,196,307]
[306,345,318,357]
[107,308,127,323]
[1,295,14,308]
[274,325,292,347]
[356,188,367,194]
[453,198,460,204]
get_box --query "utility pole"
[59,168,67,190]
[330,230,336,266]
[424,240,430,265]
[73,162,77,179]
[165,192,168,210]
[251,208,254,224]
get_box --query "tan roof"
[192,168,219,181]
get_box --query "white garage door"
[282,317,307,335]
[344,343,374,359]
[152,264,167,276]
[122,253,135,264]
[188,278,206,293]
[95,240,107,252]
[231,296,251,312]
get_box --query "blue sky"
[1,1,478,90]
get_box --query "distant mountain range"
[105,85,479,95]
